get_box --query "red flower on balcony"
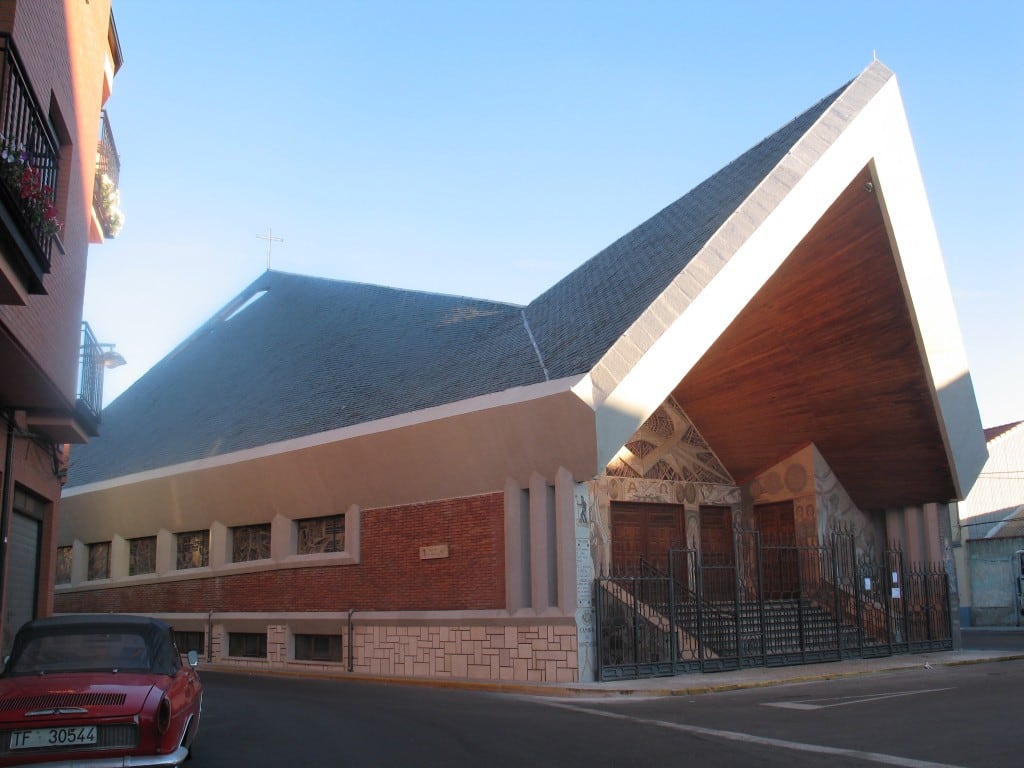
[1,135,63,238]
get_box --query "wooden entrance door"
[699,506,735,601]
[755,501,799,598]
[610,503,684,573]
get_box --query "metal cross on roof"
[257,228,284,268]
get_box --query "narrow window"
[129,536,157,575]
[228,632,267,658]
[87,541,110,580]
[174,630,205,655]
[176,530,209,570]
[231,523,270,562]
[55,545,72,584]
[295,634,342,662]
[296,514,345,554]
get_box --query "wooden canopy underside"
[673,168,954,510]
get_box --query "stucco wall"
[965,537,1024,626]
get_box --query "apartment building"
[0,0,123,653]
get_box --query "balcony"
[0,33,61,299]
[76,321,125,433]
[93,109,122,239]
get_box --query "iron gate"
[595,527,952,680]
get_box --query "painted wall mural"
[580,399,886,574]
[585,398,741,572]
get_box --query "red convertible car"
[0,615,202,767]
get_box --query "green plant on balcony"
[96,170,124,237]
[0,135,62,238]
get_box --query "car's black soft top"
[5,614,181,676]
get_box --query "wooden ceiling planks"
[673,169,954,510]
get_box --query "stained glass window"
[296,514,345,554]
[176,530,209,570]
[129,536,157,575]
[55,545,72,584]
[87,541,110,580]
[231,524,270,562]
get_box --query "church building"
[55,61,987,683]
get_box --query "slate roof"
[524,81,846,380]
[984,422,1022,443]
[67,76,851,488]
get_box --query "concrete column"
[155,529,174,575]
[271,514,291,561]
[504,479,530,612]
[904,506,924,566]
[110,534,128,579]
[923,503,941,564]
[555,467,577,614]
[345,505,361,561]
[934,502,963,648]
[529,472,554,613]
[885,508,904,550]
[71,540,88,585]
[210,522,227,568]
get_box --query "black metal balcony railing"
[0,33,61,283]
[77,322,105,426]
[93,109,121,238]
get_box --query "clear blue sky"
[85,0,1022,428]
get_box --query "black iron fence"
[595,527,952,681]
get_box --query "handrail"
[0,33,61,270]
[77,322,104,421]
[93,109,121,237]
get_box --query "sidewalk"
[557,647,1024,698]
[204,644,1024,699]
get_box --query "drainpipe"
[1014,552,1024,628]
[207,609,215,663]
[0,411,15,645]
[347,609,356,672]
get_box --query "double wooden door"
[610,502,684,573]
[755,501,799,598]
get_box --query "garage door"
[4,512,40,651]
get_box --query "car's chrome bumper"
[8,745,189,767]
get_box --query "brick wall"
[0,0,110,394]
[56,492,506,613]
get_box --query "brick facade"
[0,0,121,653]
[55,492,506,614]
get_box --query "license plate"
[9,725,97,750]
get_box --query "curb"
[197,651,1024,699]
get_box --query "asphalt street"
[187,654,1023,767]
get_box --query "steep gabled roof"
[984,422,1022,443]
[67,78,851,490]
[68,273,537,485]
[524,82,846,380]
[65,61,986,511]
